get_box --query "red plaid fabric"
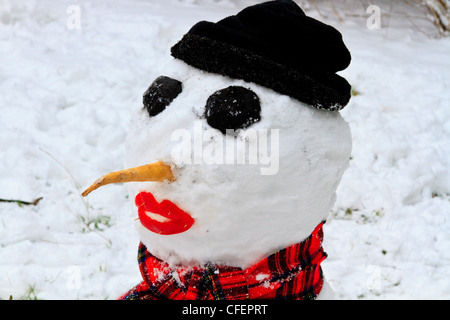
[119,222,327,300]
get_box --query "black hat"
[171,0,352,111]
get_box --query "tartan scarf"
[119,222,327,300]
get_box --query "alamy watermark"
[66,265,81,290]
[366,5,381,30]
[66,5,81,30]
[171,121,280,176]
[65,3,382,31]
[366,265,381,293]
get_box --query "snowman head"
[83,0,352,269]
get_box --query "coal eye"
[143,76,183,117]
[204,86,261,134]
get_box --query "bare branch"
[0,197,43,206]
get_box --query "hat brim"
[171,32,351,111]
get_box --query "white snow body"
[125,59,352,281]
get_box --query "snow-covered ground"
[0,0,449,300]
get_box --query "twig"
[38,147,90,218]
[38,147,112,247]
[324,0,344,22]
[0,197,43,206]
[310,0,328,20]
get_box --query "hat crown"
[189,0,350,74]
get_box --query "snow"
[0,0,449,300]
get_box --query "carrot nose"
[81,161,175,197]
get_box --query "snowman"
[82,0,352,300]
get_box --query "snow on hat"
[171,0,352,111]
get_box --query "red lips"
[135,192,194,235]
